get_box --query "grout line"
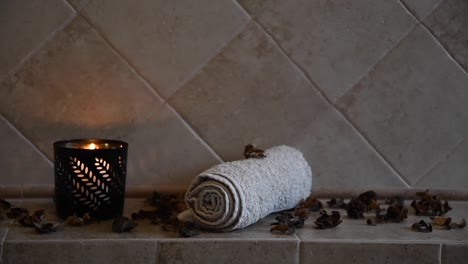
[63,0,91,12]
[337,22,420,103]
[439,243,443,264]
[165,103,224,163]
[414,135,467,186]
[244,14,412,188]
[0,228,9,262]
[165,17,252,101]
[0,4,77,85]
[398,0,468,77]
[78,13,226,163]
[0,114,53,168]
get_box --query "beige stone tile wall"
[1,0,467,197]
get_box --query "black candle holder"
[54,139,128,220]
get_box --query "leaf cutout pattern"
[68,157,111,210]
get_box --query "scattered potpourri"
[130,192,198,237]
[112,216,137,233]
[411,189,452,216]
[244,144,267,159]
[271,189,464,235]
[314,210,342,229]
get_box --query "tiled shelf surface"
[1,199,467,264]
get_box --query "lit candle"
[86,143,97,150]
[53,139,128,220]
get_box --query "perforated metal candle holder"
[54,139,128,220]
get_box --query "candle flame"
[87,143,96,150]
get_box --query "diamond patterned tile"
[81,0,250,99]
[170,21,406,190]
[0,17,220,188]
[0,116,53,186]
[0,0,74,80]
[424,0,468,72]
[416,137,468,190]
[337,25,468,186]
[254,0,417,101]
[401,0,443,19]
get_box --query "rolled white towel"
[181,145,312,231]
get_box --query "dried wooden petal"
[6,207,29,219]
[358,190,377,206]
[34,222,62,233]
[430,216,452,226]
[0,199,11,210]
[270,224,295,235]
[178,227,199,238]
[275,212,294,224]
[314,210,342,229]
[112,216,137,233]
[346,198,366,219]
[288,217,305,228]
[32,210,46,224]
[243,144,267,159]
[66,213,91,227]
[411,220,432,233]
[326,198,346,209]
[304,197,323,212]
[384,196,404,206]
[18,215,34,227]
[449,218,466,229]
[416,189,432,200]
[411,190,451,216]
[367,219,376,226]
[82,212,92,225]
[66,215,83,226]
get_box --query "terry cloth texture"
[184,145,312,231]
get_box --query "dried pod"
[326,198,346,209]
[448,218,466,230]
[66,213,92,227]
[303,197,323,212]
[243,144,267,159]
[82,212,92,225]
[6,207,29,219]
[314,210,342,229]
[384,196,404,206]
[416,189,432,200]
[294,206,310,220]
[34,222,62,233]
[270,224,295,235]
[288,217,305,228]
[18,214,34,227]
[382,203,408,223]
[358,190,377,207]
[112,216,137,233]
[0,198,11,210]
[275,212,294,224]
[178,226,199,238]
[430,216,452,226]
[66,215,84,226]
[367,219,376,226]
[32,210,46,224]
[411,220,432,233]
[346,198,366,219]
[411,190,451,216]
